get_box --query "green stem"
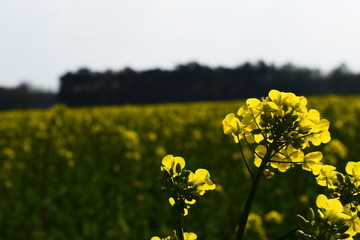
[175,208,184,240]
[234,150,271,240]
[237,137,254,179]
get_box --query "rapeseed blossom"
[264,210,284,224]
[345,161,360,186]
[223,89,331,174]
[321,162,360,217]
[304,161,360,238]
[151,231,197,240]
[160,155,215,216]
[316,194,350,222]
[315,165,337,187]
[161,155,186,178]
[316,194,360,238]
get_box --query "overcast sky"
[1,0,360,91]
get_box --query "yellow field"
[0,95,359,239]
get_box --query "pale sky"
[1,0,360,92]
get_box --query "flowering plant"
[151,90,360,240]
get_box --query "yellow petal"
[346,162,356,175]
[162,154,174,171]
[184,232,197,240]
[266,101,280,111]
[185,199,196,205]
[169,197,175,206]
[151,237,161,240]
[316,194,328,209]
[246,98,261,108]
[194,169,210,182]
[268,89,281,102]
[188,172,196,184]
[173,156,185,171]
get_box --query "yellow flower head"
[315,165,337,187]
[344,205,360,236]
[302,151,324,174]
[264,210,284,224]
[151,231,197,240]
[189,168,216,195]
[160,155,215,216]
[346,161,360,186]
[222,113,243,143]
[223,89,330,174]
[184,232,197,240]
[270,145,304,172]
[316,194,351,222]
[161,154,185,177]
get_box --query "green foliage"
[0,95,360,239]
[296,208,350,240]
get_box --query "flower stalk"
[235,148,271,240]
[174,207,184,240]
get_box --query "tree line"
[1,61,360,110]
[58,61,360,106]
[0,83,55,110]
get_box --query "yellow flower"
[169,197,175,206]
[223,89,330,174]
[161,154,185,177]
[184,232,197,240]
[346,161,360,185]
[344,205,360,236]
[264,210,284,224]
[301,109,331,146]
[222,113,243,143]
[246,98,263,117]
[151,237,162,240]
[268,89,307,114]
[316,194,351,222]
[254,145,267,167]
[315,165,337,187]
[160,155,215,216]
[302,151,323,174]
[151,231,197,240]
[189,168,216,195]
[270,145,304,172]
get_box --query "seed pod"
[176,163,182,174]
[283,104,289,112]
[251,129,262,134]
[260,114,266,122]
[345,175,351,184]
[292,139,303,149]
[295,230,306,240]
[339,233,350,239]
[307,208,315,221]
[338,224,350,233]
[336,173,344,183]
[296,214,309,229]
[291,115,299,122]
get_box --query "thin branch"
[236,137,254,180]
[269,160,304,164]
[235,149,272,240]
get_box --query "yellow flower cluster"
[160,154,216,216]
[305,161,360,238]
[316,194,360,238]
[223,89,331,173]
[151,231,197,240]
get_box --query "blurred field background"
[0,95,359,240]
